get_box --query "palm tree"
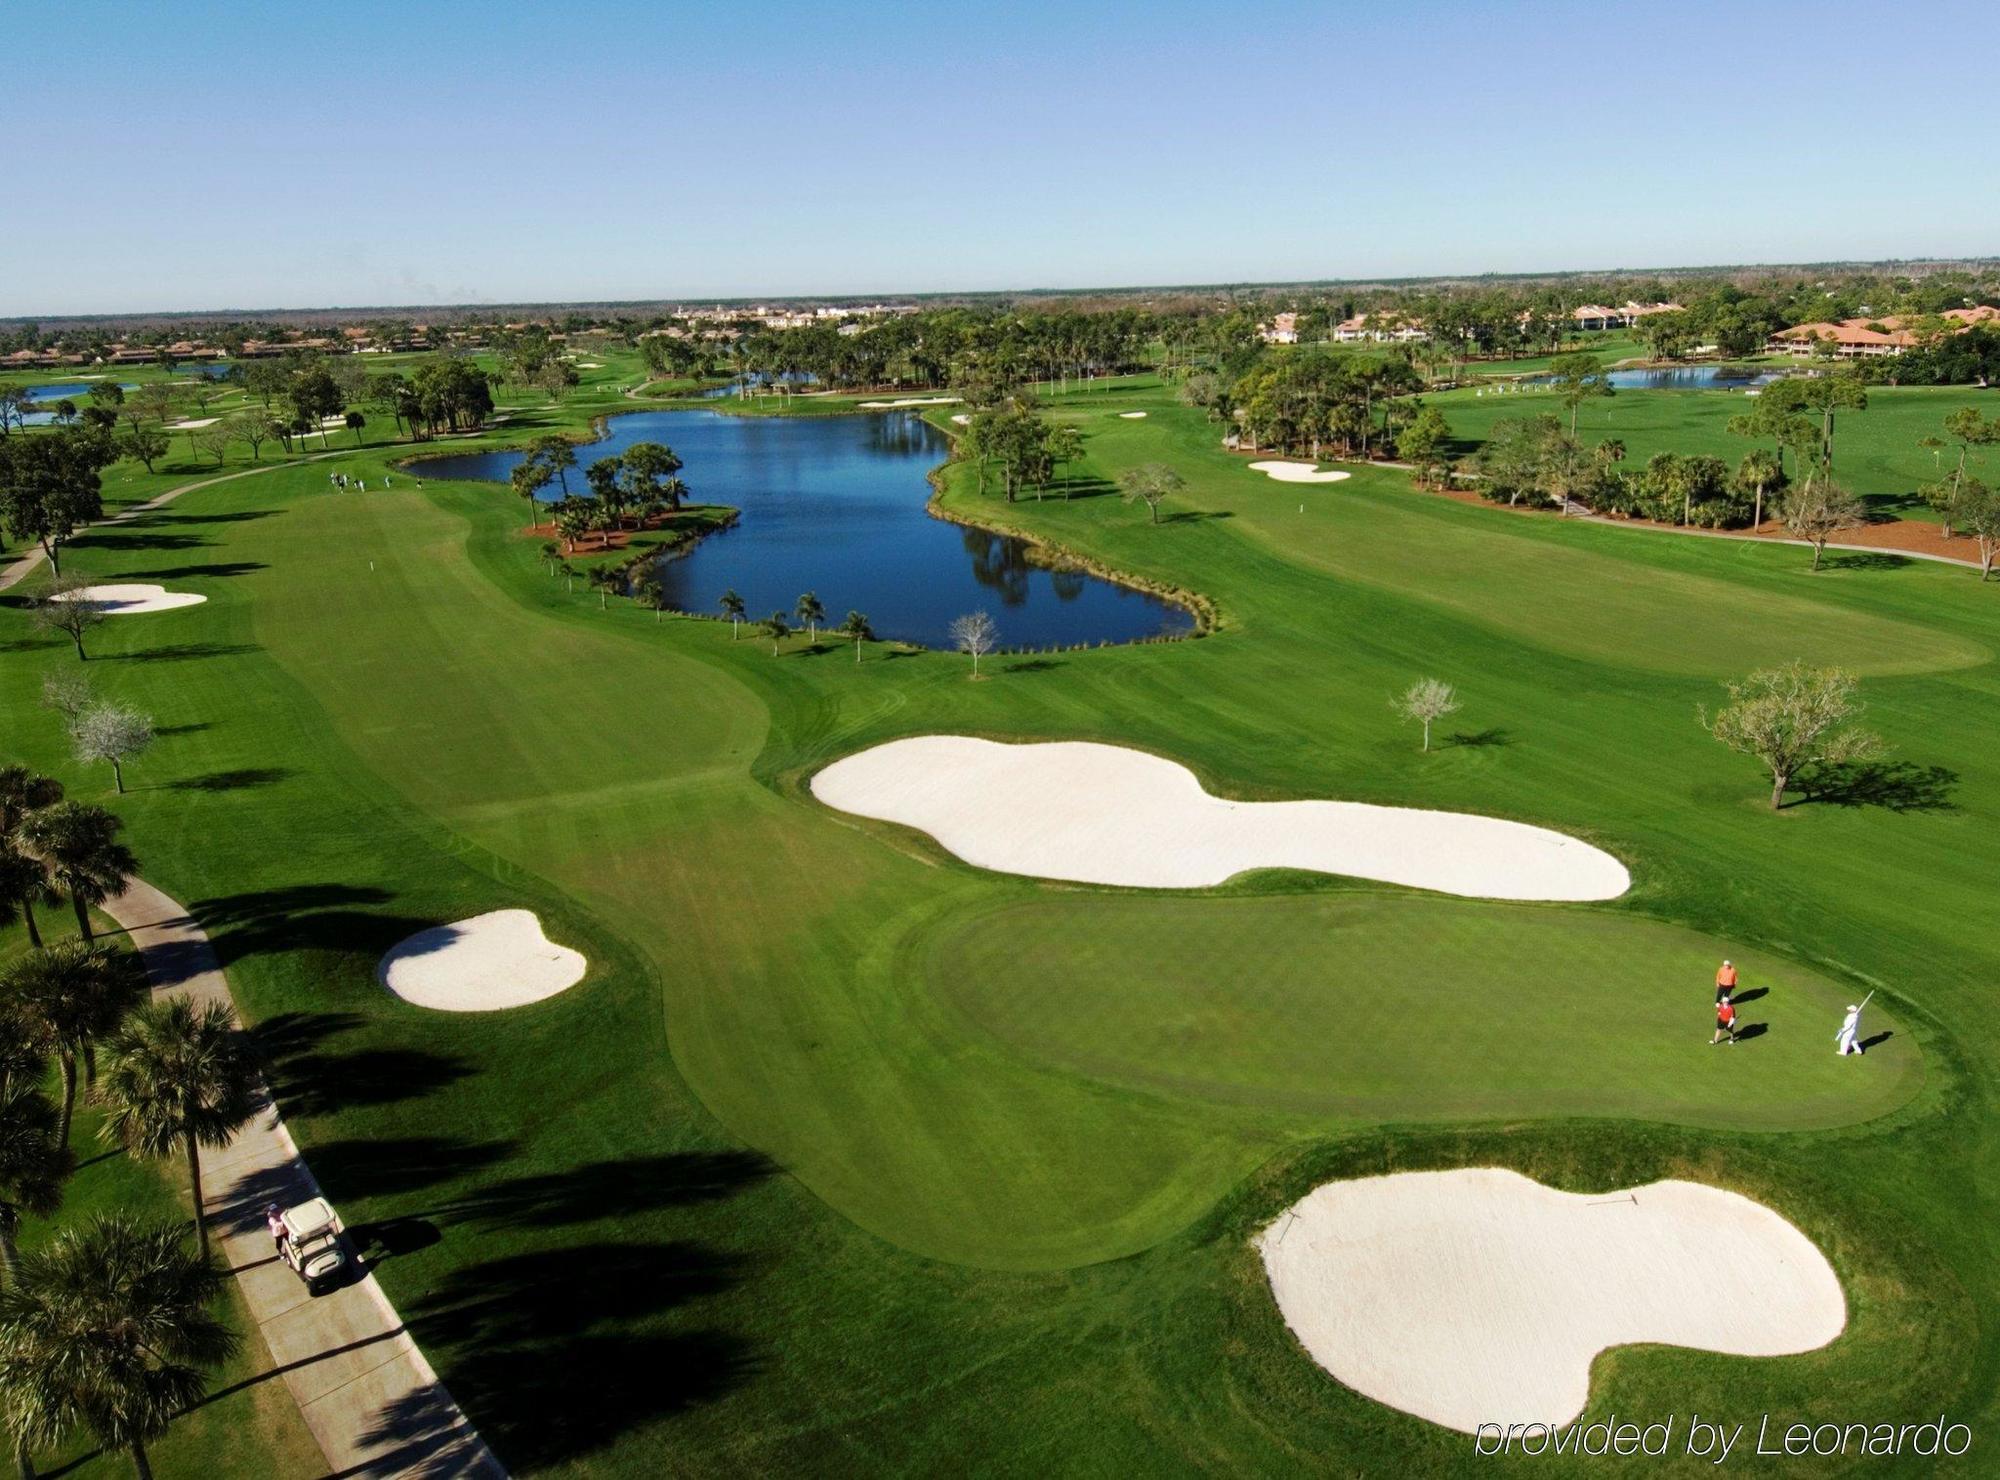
[718,589,746,638]
[0,770,63,954]
[838,610,872,664]
[0,771,61,837]
[2,941,146,1152]
[763,612,791,656]
[100,999,259,1263]
[587,566,621,610]
[0,1083,65,1281]
[795,592,825,644]
[14,803,136,944]
[0,1214,238,1480]
[633,572,667,621]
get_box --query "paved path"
[104,879,503,1480]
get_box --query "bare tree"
[72,703,154,794]
[32,577,105,660]
[1701,662,1881,809]
[1117,463,1185,525]
[1779,481,1866,570]
[949,611,997,678]
[1392,677,1461,752]
[39,669,95,727]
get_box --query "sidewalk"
[104,879,503,1479]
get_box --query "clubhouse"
[1333,313,1428,343]
[1571,301,1681,331]
[1767,305,2000,358]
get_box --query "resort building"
[1333,313,1428,343]
[1571,301,1682,331]
[1765,305,2000,358]
[1261,312,1300,344]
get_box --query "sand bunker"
[1248,460,1351,484]
[58,583,207,615]
[856,396,961,408]
[949,413,971,426]
[1260,1169,1844,1432]
[167,417,219,430]
[378,909,586,1011]
[812,737,1628,900]
[1118,411,1147,418]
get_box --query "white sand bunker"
[1118,410,1147,418]
[1260,1169,1845,1433]
[857,396,961,408]
[950,413,970,425]
[379,909,586,1012]
[1248,460,1351,484]
[811,736,1628,900]
[58,583,206,615]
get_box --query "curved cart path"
[105,878,503,1480]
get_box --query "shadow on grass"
[1003,658,1064,674]
[74,530,211,553]
[1734,1023,1769,1043]
[167,766,292,792]
[1820,551,1913,571]
[130,561,267,580]
[1860,1030,1895,1052]
[115,641,261,664]
[1444,727,1511,748]
[1791,760,1959,813]
[397,1242,756,1470]
[437,1150,775,1231]
[191,882,415,958]
[250,1012,471,1120]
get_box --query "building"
[1766,305,2000,359]
[1260,312,1299,345]
[1571,301,1682,332]
[1333,312,1427,344]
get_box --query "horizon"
[9,0,1999,318]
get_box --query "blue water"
[16,380,138,426]
[408,408,1193,649]
[1520,365,1784,391]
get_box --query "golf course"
[1,346,1995,1472]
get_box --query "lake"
[17,380,138,426]
[1519,365,1786,391]
[408,408,1195,649]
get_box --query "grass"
[1427,379,2000,516]
[1,365,1996,1471]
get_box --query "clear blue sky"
[6,0,1996,316]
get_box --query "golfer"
[1836,1003,1864,1056]
[1715,959,1738,1002]
[1711,994,1737,1046]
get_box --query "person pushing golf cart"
[268,1196,349,1294]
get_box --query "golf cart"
[279,1197,349,1295]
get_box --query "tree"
[1731,449,1785,532]
[795,591,825,643]
[620,442,685,513]
[761,612,791,655]
[528,436,578,497]
[1392,677,1460,752]
[0,1082,64,1282]
[1047,424,1085,499]
[0,941,144,1151]
[587,566,621,610]
[718,589,746,637]
[189,422,232,467]
[838,609,872,663]
[632,570,668,621]
[0,772,61,952]
[100,998,258,1262]
[1701,662,1881,809]
[71,704,154,794]
[1549,352,1614,437]
[1396,406,1453,488]
[1764,373,1867,485]
[1779,480,1866,570]
[1117,462,1184,524]
[1956,478,2000,581]
[344,410,366,446]
[0,427,114,575]
[0,1213,238,1480]
[119,424,168,475]
[38,671,93,729]
[32,578,105,662]
[509,460,552,529]
[14,802,137,944]
[949,611,997,677]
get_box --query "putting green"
[925,893,1918,1128]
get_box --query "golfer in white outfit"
[1836,1004,1864,1056]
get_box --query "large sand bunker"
[379,909,586,1011]
[812,737,1628,900]
[1248,460,1351,484]
[1259,1169,1845,1433]
[58,583,207,615]
[857,396,961,408]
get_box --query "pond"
[17,380,138,426]
[1517,365,1786,391]
[408,408,1195,650]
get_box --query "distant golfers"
[1715,958,1737,1002]
[1837,1003,1864,1056]
[1711,995,1737,1046]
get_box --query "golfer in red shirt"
[1711,995,1738,1046]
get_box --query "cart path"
[104,877,504,1480]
